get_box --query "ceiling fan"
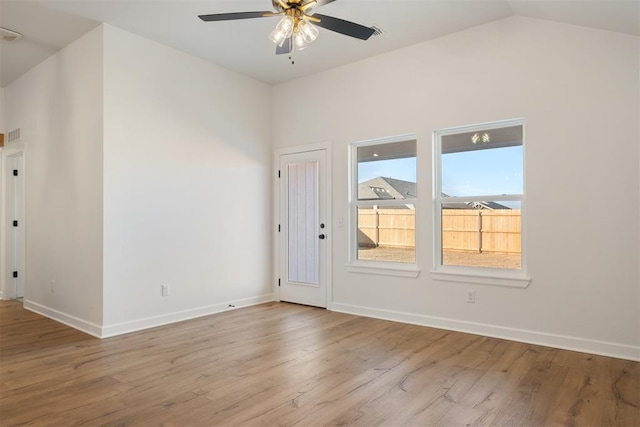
[198,0,376,58]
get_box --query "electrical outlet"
[466,290,475,303]
[50,280,55,293]
[161,284,170,297]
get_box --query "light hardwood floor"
[1,300,638,426]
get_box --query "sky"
[358,157,417,183]
[358,146,523,197]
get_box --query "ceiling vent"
[0,27,23,43]
[7,128,21,143]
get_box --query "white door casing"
[3,150,25,299]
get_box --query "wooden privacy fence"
[442,209,521,254]
[358,208,521,254]
[359,209,415,249]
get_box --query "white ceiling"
[1,0,638,88]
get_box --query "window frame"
[431,119,530,288]
[347,134,420,278]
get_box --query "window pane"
[357,205,415,263]
[441,202,521,269]
[441,126,522,197]
[357,140,416,201]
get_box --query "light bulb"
[269,28,287,46]
[269,15,295,46]
[298,20,319,43]
[277,16,294,36]
[293,30,308,50]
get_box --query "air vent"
[0,27,22,43]
[7,128,21,143]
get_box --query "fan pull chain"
[289,35,295,65]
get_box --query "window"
[349,136,417,274]
[433,119,529,287]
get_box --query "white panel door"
[279,149,327,308]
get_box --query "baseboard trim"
[24,300,103,338]
[329,302,640,362]
[101,294,276,338]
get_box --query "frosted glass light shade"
[298,20,319,43]
[269,15,295,46]
[293,30,308,50]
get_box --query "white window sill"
[346,262,420,278]
[430,269,531,288]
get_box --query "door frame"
[274,142,332,307]
[1,142,26,300]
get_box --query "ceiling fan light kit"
[199,0,375,60]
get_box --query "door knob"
[319,234,326,240]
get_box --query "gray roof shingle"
[358,177,509,209]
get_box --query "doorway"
[278,146,330,308]
[5,152,25,300]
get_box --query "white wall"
[0,87,4,301]
[273,16,640,359]
[0,87,5,133]
[102,26,273,334]
[3,27,104,331]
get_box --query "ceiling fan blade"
[312,13,375,40]
[276,38,292,55]
[199,11,274,22]
[299,0,336,12]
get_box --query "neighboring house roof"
[442,200,510,210]
[358,177,416,201]
[358,177,509,209]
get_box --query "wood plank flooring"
[1,300,638,426]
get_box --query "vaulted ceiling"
[1,0,638,88]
